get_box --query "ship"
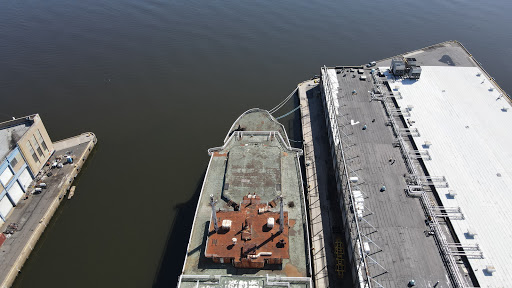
[177,108,312,288]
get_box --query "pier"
[299,79,354,288]
[0,132,96,287]
[299,80,330,288]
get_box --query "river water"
[1,0,511,287]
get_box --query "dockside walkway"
[299,80,330,288]
[0,133,96,288]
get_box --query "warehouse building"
[0,115,54,223]
[320,41,512,287]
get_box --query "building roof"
[323,66,452,287]
[391,65,512,287]
[322,41,512,287]
[0,115,35,161]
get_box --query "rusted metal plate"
[205,194,290,268]
[212,152,227,157]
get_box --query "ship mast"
[210,195,219,232]
[279,195,284,233]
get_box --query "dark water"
[1,0,511,287]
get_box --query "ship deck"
[179,109,311,288]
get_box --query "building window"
[37,130,48,151]
[8,153,24,173]
[32,135,44,157]
[26,142,39,163]
[0,167,14,186]
[10,157,18,168]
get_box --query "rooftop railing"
[455,40,511,104]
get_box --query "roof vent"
[258,207,269,214]
[222,219,232,230]
[448,190,457,198]
[363,242,371,254]
[466,228,477,238]
[423,141,432,148]
[267,217,275,229]
[485,265,496,275]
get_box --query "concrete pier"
[299,80,350,288]
[0,132,96,288]
[299,80,330,288]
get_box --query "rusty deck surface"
[205,195,290,268]
[178,109,311,288]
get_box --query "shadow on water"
[152,169,206,288]
[291,91,304,149]
[12,143,99,288]
[278,90,303,150]
[153,104,303,288]
[152,99,313,287]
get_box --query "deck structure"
[178,109,312,288]
[205,194,290,269]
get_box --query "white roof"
[391,66,512,287]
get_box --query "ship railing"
[321,66,373,288]
[223,108,292,144]
[293,141,314,277]
[177,274,221,287]
[177,274,312,288]
[177,155,217,288]
[266,275,313,287]
[210,130,303,156]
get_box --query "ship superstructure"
[178,109,312,288]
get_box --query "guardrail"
[454,40,511,103]
[222,108,291,145]
[211,131,302,156]
[178,274,312,287]
[421,193,468,287]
